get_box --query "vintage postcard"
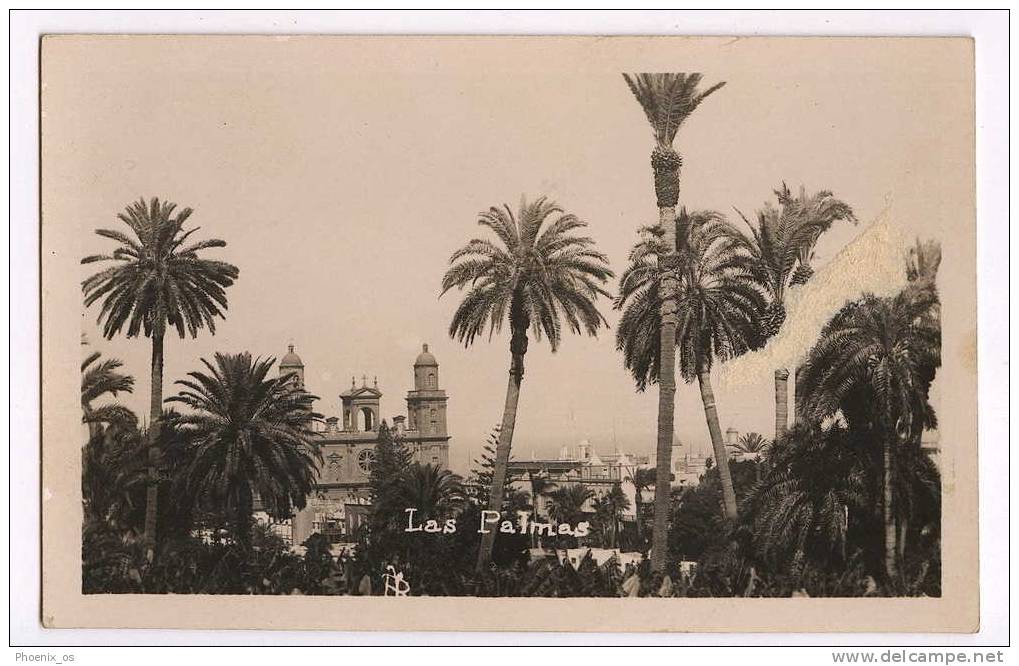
[41,35,977,632]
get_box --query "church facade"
[278,343,451,546]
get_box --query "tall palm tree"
[624,466,656,552]
[168,352,322,549]
[441,196,613,569]
[82,197,239,555]
[398,463,466,520]
[616,209,765,520]
[798,283,940,578]
[733,184,855,439]
[622,72,725,573]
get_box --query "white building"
[507,441,651,520]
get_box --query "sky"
[46,36,971,474]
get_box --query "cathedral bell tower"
[279,344,305,389]
[407,344,447,437]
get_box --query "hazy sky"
[47,37,970,473]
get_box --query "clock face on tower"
[357,449,376,475]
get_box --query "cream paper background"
[41,35,977,632]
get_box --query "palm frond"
[622,73,726,145]
[166,352,323,526]
[441,196,613,354]
[82,197,239,341]
[615,208,767,389]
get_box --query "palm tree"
[504,488,533,515]
[525,470,556,546]
[441,196,613,568]
[729,432,771,458]
[732,184,855,439]
[591,495,613,547]
[616,209,765,520]
[741,424,869,574]
[798,282,940,578]
[731,432,770,457]
[602,485,631,548]
[624,466,656,552]
[622,72,725,573]
[729,432,771,482]
[81,351,136,437]
[82,197,239,555]
[398,463,465,520]
[81,351,142,528]
[547,484,594,528]
[167,352,322,549]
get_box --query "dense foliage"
[80,193,942,599]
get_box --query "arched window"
[428,372,436,389]
[361,407,375,431]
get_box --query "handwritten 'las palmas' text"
[404,508,590,538]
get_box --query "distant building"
[638,434,714,488]
[673,453,710,487]
[506,441,650,520]
[265,344,451,547]
[726,427,739,449]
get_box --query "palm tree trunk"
[651,200,679,574]
[632,488,643,552]
[898,516,908,561]
[143,331,164,559]
[476,334,526,570]
[883,435,898,579]
[236,490,254,551]
[529,474,544,548]
[697,368,738,519]
[793,366,805,425]
[774,367,790,441]
[83,406,100,441]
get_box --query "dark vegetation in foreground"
[84,412,940,597]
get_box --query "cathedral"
[277,343,451,546]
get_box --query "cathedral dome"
[280,344,303,367]
[414,343,438,367]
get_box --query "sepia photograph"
[36,32,984,634]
